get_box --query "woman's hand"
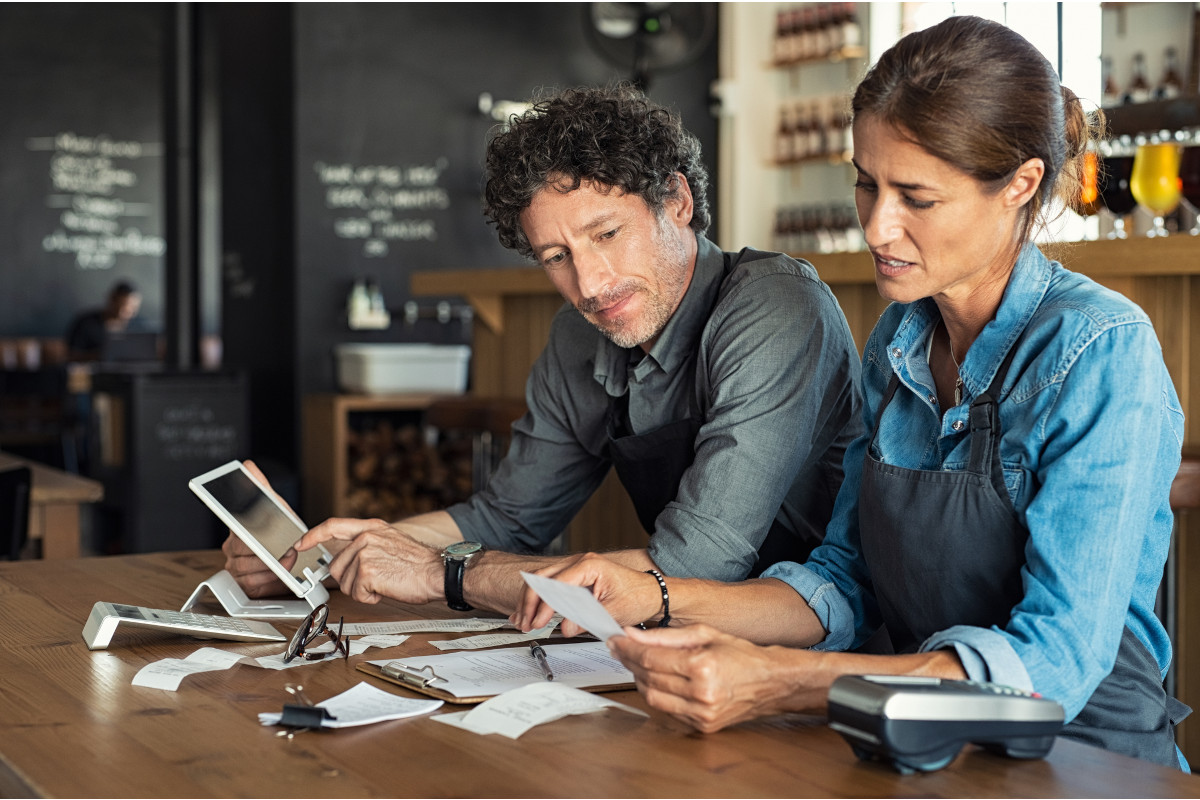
[609,624,826,732]
[510,552,664,636]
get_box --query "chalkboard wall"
[0,4,167,338]
[0,2,719,481]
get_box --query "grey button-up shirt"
[447,236,863,581]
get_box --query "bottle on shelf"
[1157,47,1184,100]
[808,100,827,159]
[791,102,812,161]
[1123,52,1153,104]
[825,3,846,55]
[840,3,862,52]
[775,203,868,255]
[839,108,854,159]
[811,4,832,60]
[797,6,817,62]
[773,11,792,65]
[827,111,848,162]
[776,105,795,164]
[1102,55,1121,107]
[772,208,790,253]
[348,279,370,320]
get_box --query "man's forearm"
[393,510,465,548]
[459,550,567,614]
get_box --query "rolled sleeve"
[761,560,858,651]
[921,626,1033,690]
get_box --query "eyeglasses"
[283,603,348,663]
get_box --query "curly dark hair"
[483,83,711,259]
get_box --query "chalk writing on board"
[154,402,240,462]
[27,132,166,270]
[314,158,450,257]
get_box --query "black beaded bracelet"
[644,569,670,628]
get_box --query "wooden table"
[0,450,102,559]
[2,551,1197,798]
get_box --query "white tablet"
[189,460,333,599]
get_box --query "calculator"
[82,601,287,650]
[827,675,1064,774]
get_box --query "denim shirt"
[448,236,863,580]
[766,243,1183,727]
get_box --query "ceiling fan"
[585,2,717,91]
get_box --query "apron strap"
[966,343,1021,483]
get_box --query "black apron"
[604,256,814,578]
[858,348,1187,768]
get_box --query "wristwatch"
[442,541,483,611]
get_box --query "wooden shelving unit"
[301,392,443,522]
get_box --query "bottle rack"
[768,2,867,257]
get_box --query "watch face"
[444,541,483,558]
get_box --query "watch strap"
[444,554,472,611]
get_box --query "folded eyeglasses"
[283,603,348,663]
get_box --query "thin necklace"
[944,319,964,406]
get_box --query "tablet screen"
[200,469,326,581]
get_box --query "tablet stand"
[181,569,330,619]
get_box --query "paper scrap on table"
[340,618,512,636]
[433,682,646,738]
[258,681,442,728]
[520,572,625,642]
[429,618,560,651]
[132,638,374,691]
[354,633,410,649]
[132,647,250,690]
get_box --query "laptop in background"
[101,331,160,363]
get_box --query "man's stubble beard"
[578,219,690,349]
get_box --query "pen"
[530,640,554,681]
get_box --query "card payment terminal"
[827,675,1064,774]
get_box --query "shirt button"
[952,420,965,432]
[891,348,902,358]
[927,394,937,404]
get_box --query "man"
[65,280,143,361]
[225,84,863,619]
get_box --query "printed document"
[369,640,632,699]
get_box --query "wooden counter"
[2,549,1197,798]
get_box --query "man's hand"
[510,552,664,636]
[608,624,821,733]
[296,517,443,605]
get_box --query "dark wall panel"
[0,3,165,338]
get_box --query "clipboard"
[356,660,635,704]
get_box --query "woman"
[514,15,1188,769]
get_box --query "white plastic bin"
[335,343,470,394]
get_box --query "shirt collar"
[593,235,722,396]
[890,242,1053,398]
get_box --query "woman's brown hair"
[851,15,1102,245]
